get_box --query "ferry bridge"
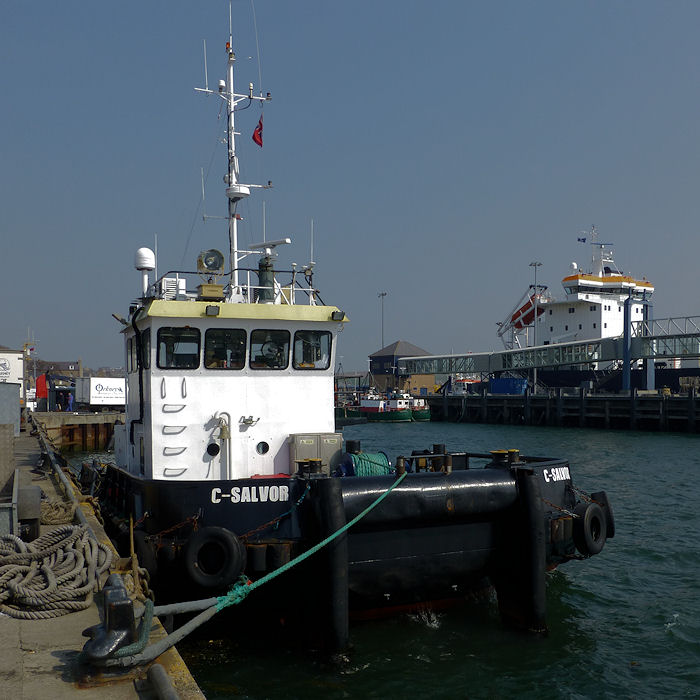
[398,316,700,391]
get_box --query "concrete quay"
[0,427,205,699]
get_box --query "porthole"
[256,441,270,455]
[207,443,221,457]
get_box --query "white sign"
[90,378,125,405]
[0,352,24,398]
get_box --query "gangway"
[399,315,700,380]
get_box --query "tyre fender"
[183,526,246,589]
[573,502,607,556]
[590,491,615,539]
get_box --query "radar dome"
[135,248,156,271]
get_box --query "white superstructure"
[112,26,347,483]
[536,233,653,346]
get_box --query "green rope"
[111,599,154,658]
[216,471,408,611]
[350,451,392,476]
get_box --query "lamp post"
[529,261,542,392]
[378,291,387,349]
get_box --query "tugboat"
[90,13,615,653]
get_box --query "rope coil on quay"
[0,525,113,619]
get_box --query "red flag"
[252,115,263,147]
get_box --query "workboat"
[88,14,615,654]
[389,390,431,421]
[359,388,412,422]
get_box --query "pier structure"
[0,420,204,698]
[399,316,700,384]
[399,316,700,432]
[428,387,700,432]
[30,411,122,451]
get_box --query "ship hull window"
[250,330,290,369]
[157,327,201,369]
[205,329,246,369]
[293,331,332,370]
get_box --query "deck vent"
[160,277,187,300]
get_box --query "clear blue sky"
[2,1,699,371]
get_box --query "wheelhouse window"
[250,330,290,369]
[157,327,201,369]
[293,331,332,370]
[205,329,246,369]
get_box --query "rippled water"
[162,422,700,698]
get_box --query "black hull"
[92,452,612,648]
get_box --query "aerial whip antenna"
[251,0,263,92]
[203,40,209,92]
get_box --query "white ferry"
[539,229,654,346]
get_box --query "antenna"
[201,168,207,221]
[262,200,266,242]
[249,238,291,256]
[310,219,315,264]
[203,39,209,92]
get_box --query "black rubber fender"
[590,491,615,539]
[573,501,607,556]
[183,526,247,589]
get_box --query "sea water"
[77,422,700,698]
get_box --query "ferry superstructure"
[538,231,654,346]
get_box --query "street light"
[378,291,387,349]
[529,262,542,392]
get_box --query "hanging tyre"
[573,502,607,556]
[590,491,615,539]
[183,526,247,589]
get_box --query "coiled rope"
[101,471,408,667]
[349,452,392,476]
[0,525,113,619]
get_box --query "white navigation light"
[198,249,225,275]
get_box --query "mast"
[224,39,248,291]
[195,14,271,297]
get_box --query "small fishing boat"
[409,395,431,421]
[383,390,431,421]
[86,9,616,658]
[360,388,412,422]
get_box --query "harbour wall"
[429,388,700,432]
[31,411,123,451]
